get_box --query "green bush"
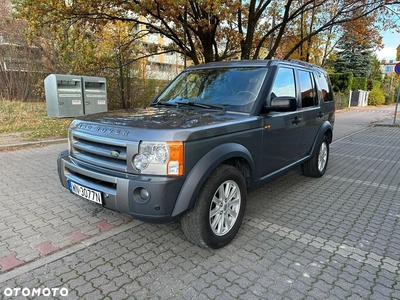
[368,88,385,106]
[352,77,367,90]
[334,92,349,110]
[384,93,394,105]
[367,80,381,91]
[330,73,353,93]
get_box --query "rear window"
[316,71,333,102]
[298,70,318,107]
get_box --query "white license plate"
[69,181,102,205]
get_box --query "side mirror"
[264,96,297,112]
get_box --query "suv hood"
[72,107,260,141]
[76,107,239,129]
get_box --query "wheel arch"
[310,121,333,157]
[171,143,254,218]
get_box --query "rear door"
[297,69,323,157]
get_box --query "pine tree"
[333,32,374,78]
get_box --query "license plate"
[68,181,103,205]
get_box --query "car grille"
[70,130,139,174]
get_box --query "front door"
[260,67,303,177]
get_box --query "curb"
[0,138,67,151]
[374,121,400,127]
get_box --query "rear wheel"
[301,135,329,178]
[181,164,247,249]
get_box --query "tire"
[301,135,329,178]
[181,164,247,249]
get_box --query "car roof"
[186,59,326,73]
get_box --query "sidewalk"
[375,118,400,127]
[0,142,137,274]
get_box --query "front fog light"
[139,188,150,200]
[133,154,149,170]
[133,187,151,204]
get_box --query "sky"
[376,30,400,61]
[375,15,400,62]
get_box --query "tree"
[333,31,374,78]
[397,45,400,61]
[369,57,383,82]
[332,11,382,79]
[11,0,400,66]
[94,21,142,108]
[0,0,43,100]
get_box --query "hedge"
[352,77,367,90]
[330,72,353,93]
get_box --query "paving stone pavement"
[0,125,399,299]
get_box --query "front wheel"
[301,135,330,178]
[181,164,247,249]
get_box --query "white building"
[380,60,398,75]
[137,20,185,80]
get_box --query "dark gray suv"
[57,59,335,248]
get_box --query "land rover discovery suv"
[57,59,335,248]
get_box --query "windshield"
[155,67,268,113]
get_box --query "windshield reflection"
[155,67,268,113]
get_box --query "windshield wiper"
[175,101,226,111]
[150,101,178,107]
[151,100,226,111]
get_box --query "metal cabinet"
[82,76,108,115]
[44,74,83,118]
[44,74,108,118]
[349,90,369,107]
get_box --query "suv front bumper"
[57,151,185,223]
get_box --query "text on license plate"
[69,181,102,205]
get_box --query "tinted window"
[316,71,334,102]
[298,70,318,107]
[270,68,296,99]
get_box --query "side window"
[298,70,318,108]
[270,68,296,100]
[316,72,334,102]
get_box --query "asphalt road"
[0,106,399,299]
[334,105,397,141]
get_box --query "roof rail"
[288,59,316,68]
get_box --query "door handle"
[318,112,324,118]
[292,116,302,125]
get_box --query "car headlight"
[133,141,184,176]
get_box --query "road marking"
[333,141,400,149]
[324,175,400,192]
[331,128,370,144]
[330,152,400,164]
[245,217,399,273]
